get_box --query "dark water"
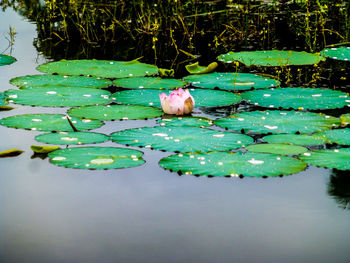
[1,7,350,263]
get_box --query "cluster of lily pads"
[1,48,350,177]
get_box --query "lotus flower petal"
[159,88,195,115]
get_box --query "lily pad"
[113,77,187,90]
[157,117,213,127]
[340,113,350,126]
[245,143,308,155]
[215,111,340,134]
[262,134,327,146]
[0,54,16,66]
[35,131,109,145]
[317,129,350,145]
[112,88,242,107]
[301,148,350,170]
[37,59,158,78]
[0,114,103,131]
[10,74,112,89]
[110,126,253,153]
[217,50,325,66]
[68,105,163,121]
[320,47,350,61]
[48,147,145,170]
[184,72,279,91]
[5,86,111,107]
[242,87,350,110]
[185,62,218,74]
[159,151,306,177]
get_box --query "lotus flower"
[159,88,195,115]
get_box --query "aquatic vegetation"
[0,149,24,157]
[262,134,327,146]
[245,143,308,156]
[317,128,350,145]
[185,62,218,74]
[113,77,187,90]
[0,54,16,66]
[159,88,195,115]
[157,117,213,128]
[31,145,60,154]
[320,46,350,61]
[301,148,350,170]
[35,132,110,145]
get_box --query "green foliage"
[35,132,110,145]
[0,54,16,66]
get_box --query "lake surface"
[1,6,350,263]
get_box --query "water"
[1,7,350,263]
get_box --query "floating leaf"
[215,111,340,134]
[340,113,350,126]
[5,86,111,107]
[301,148,350,170]
[112,88,242,107]
[262,134,327,146]
[242,87,350,110]
[48,147,145,170]
[68,105,163,121]
[110,126,253,152]
[0,114,103,131]
[35,132,109,145]
[317,129,350,145]
[157,117,213,127]
[246,143,308,155]
[158,68,174,77]
[10,74,112,89]
[320,46,350,61]
[185,62,218,74]
[37,59,158,78]
[0,54,16,66]
[184,72,279,91]
[0,149,24,157]
[113,77,187,90]
[159,151,306,177]
[0,92,13,110]
[31,145,60,154]
[217,50,325,66]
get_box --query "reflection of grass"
[328,169,350,210]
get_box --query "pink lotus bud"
[159,88,195,115]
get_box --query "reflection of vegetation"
[328,169,350,210]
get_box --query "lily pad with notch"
[110,126,253,153]
[320,47,350,61]
[159,151,307,177]
[157,117,213,127]
[262,134,327,146]
[301,148,350,170]
[113,77,187,90]
[0,54,16,66]
[35,131,110,145]
[48,147,145,170]
[246,143,308,155]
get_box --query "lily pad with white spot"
[320,47,350,61]
[262,134,327,146]
[10,74,112,89]
[113,77,187,90]
[156,117,213,127]
[37,59,158,78]
[68,105,163,121]
[0,114,103,131]
[340,113,350,126]
[110,126,253,153]
[112,89,242,107]
[215,111,340,134]
[217,50,325,66]
[0,54,16,66]
[48,147,145,170]
[5,86,111,107]
[301,148,350,170]
[317,129,350,145]
[35,132,109,145]
[159,151,306,177]
[246,143,308,155]
[242,87,350,110]
[184,72,279,91]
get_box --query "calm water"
[1,7,350,263]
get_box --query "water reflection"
[328,169,350,210]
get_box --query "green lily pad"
[185,62,218,74]
[300,148,350,170]
[31,145,60,154]
[157,117,213,127]
[340,113,350,126]
[113,77,187,90]
[48,147,145,170]
[317,129,350,145]
[262,134,327,146]
[0,149,24,157]
[159,151,306,177]
[37,59,158,78]
[242,87,350,110]
[246,143,308,155]
[10,74,112,89]
[184,72,279,91]
[158,68,174,77]
[110,126,253,153]
[68,105,163,121]
[320,47,350,61]
[0,114,103,131]
[0,54,16,66]
[215,111,340,134]
[35,131,109,145]
[217,50,325,66]
[5,86,111,107]
[112,88,242,107]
